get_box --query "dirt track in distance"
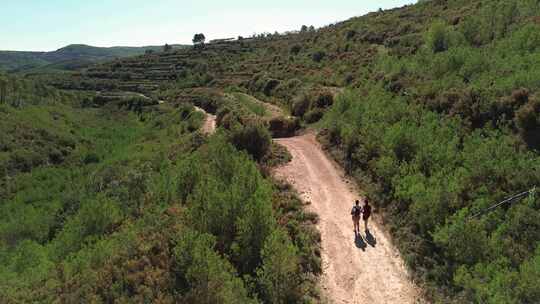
[194,106,216,134]
[273,133,423,304]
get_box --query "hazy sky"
[1,0,415,52]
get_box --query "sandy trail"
[274,133,422,304]
[194,106,216,134]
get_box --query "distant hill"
[0,44,187,73]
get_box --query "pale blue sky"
[1,0,415,52]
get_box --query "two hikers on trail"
[351,199,371,233]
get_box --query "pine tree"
[257,229,300,304]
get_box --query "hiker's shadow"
[365,229,377,247]
[354,233,367,251]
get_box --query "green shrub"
[460,17,485,46]
[257,229,301,304]
[11,148,44,172]
[48,148,65,164]
[216,106,239,130]
[515,98,540,148]
[83,153,100,164]
[263,78,281,96]
[7,240,53,282]
[516,248,540,303]
[285,78,302,90]
[311,51,326,63]
[290,45,302,55]
[291,93,311,117]
[273,79,303,102]
[173,230,255,303]
[78,198,123,237]
[186,136,275,274]
[426,20,450,53]
[511,24,540,52]
[314,91,334,108]
[345,29,356,40]
[512,88,530,105]
[224,85,246,94]
[304,108,324,123]
[268,116,300,138]
[344,73,355,85]
[229,122,272,161]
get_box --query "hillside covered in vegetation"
[3,0,540,302]
[0,74,321,303]
[0,44,186,73]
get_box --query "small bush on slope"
[425,20,451,53]
[515,97,540,149]
[229,121,272,161]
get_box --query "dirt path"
[273,133,422,304]
[194,106,216,134]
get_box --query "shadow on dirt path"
[273,133,424,304]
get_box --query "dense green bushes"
[248,73,282,97]
[304,108,324,124]
[173,229,255,303]
[0,103,81,176]
[0,81,320,302]
[267,116,300,138]
[292,93,311,117]
[425,20,451,53]
[229,122,272,161]
[0,73,77,107]
[291,89,334,123]
[290,44,302,55]
[373,3,540,142]
[257,229,301,303]
[515,97,540,149]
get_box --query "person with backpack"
[363,198,372,231]
[351,200,362,233]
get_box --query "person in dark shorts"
[363,198,372,231]
[351,200,362,233]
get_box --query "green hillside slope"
[0,44,187,73]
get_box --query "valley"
[1,0,540,303]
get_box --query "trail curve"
[194,106,216,134]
